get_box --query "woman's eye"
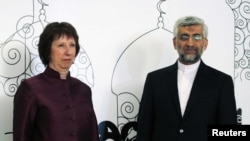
[58,44,64,47]
[70,43,76,47]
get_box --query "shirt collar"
[44,67,71,80]
[178,60,200,74]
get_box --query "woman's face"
[49,35,76,72]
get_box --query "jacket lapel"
[165,62,183,118]
[183,61,208,119]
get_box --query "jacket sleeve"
[136,73,154,141]
[13,80,37,141]
[89,92,100,141]
[217,75,237,124]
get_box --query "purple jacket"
[13,67,99,141]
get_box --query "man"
[136,16,237,141]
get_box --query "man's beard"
[179,53,201,64]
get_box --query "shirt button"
[179,129,184,133]
[70,132,76,136]
[67,105,73,109]
[71,117,76,122]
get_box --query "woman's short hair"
[38,22,80,66]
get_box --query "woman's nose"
[65,46,73,55]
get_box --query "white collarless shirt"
[177,60,200,116]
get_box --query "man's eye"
[193,34,203,40]
[179,35,189,40]
[178,34,203,41]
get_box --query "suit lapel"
[183,61,208,119]
[165,62,183,118]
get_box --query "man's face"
[173,25,208,65]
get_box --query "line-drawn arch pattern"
[0,0,94,98]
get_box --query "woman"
[13,22,99,141]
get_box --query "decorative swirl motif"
[0,41,30,78]
[119,92,139,119]
[77,48,91,69]
[234,47,239,60]
[3,46,21,65]
[244,36,250,50]
[113,92,140,134]
[234,44,245,62]
[226,0,242,9]
[121,102,134,115]
[245,49,250,58]
[248,19,250,33]
[78,53,88,66]
[233,9,239,20]
[235,60,239,69]
[30,57,45,76]
[227,0,250,81]
[236,16,247,29]
[240,2,250,19]
[31,36,40,55]
[235,28,245,45]
[239,57,248,68]
[241,68,250,80]
[72,47,94,87]
[16,16,35,39]
[4,78,18,97]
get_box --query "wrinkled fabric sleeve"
[13,80,37,141]
[136,73,154,141]
[217,75,237,124]
[89,90,100,141]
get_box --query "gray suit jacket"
[136,60,237,141]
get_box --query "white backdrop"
[0,0,249,140]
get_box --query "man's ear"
[203,39,208,50]
[173,37,177,49]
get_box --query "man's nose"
[187,37,195,46]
